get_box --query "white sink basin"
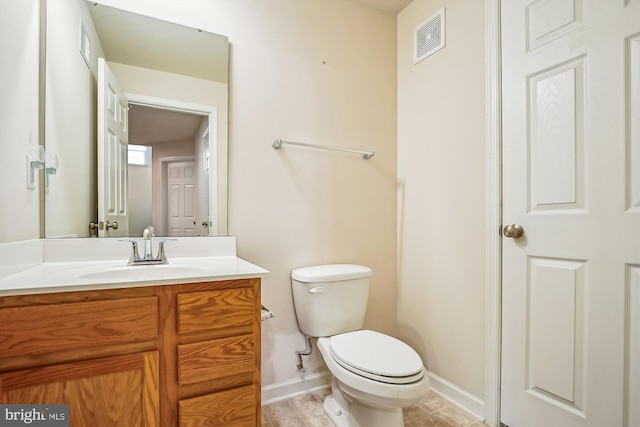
[52,258,220,282]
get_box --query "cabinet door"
[0,352,159,427]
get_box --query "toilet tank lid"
[291,264,372,282]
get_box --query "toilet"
[291,264,430,427]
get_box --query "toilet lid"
[329,330,425,385]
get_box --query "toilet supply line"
[295,335,313,373]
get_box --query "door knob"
[503,224,524,239]
[105,221,119,230]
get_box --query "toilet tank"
[291,264,372,337]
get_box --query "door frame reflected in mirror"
[126,93,221,238]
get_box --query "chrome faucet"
[119,226,176,265]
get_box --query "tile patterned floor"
[262,389,490,427]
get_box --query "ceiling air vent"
[414,7,445,64]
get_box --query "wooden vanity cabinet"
[0,278,261,427]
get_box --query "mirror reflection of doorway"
[127,103,209,237]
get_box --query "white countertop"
[0,237,269,297]
[0,256,268,296]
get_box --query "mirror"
[43,0,228,238]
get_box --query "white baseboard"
[261,369,486,423]
[427,371,486,422]
[261,371,332,406]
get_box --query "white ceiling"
[88,3,229,83]
[128,104,206,146]
[360,0,413,14]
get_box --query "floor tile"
[262,389,487,427]
[290,392,324,412]
[269,414,308,427]
[417,393,451,414]
[263,399,297,421]
[408,412,450,427]
[430,405,478,426]
[300,408,333,427]
[403,403,430,421]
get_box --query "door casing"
[484,1,503,426]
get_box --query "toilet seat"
[329,330,425,385]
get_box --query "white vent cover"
[414,7,445,64]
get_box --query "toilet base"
[324,395,351,427]
[323,382,405,427]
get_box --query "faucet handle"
[118,239,141,265]
[156,239,177,264]
[142,226,155,239]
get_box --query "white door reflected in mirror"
[97,57,129,238]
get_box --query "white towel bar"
[272,139,375,160]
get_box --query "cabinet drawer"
[0,297,157,358]
[177,288,255,335]
[179,384,257,427]
[178,334,255,385]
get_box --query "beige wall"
[44,0,103,238]
[108,62,227,112]
[0,0,41,243]
[397,0,487,399]
[128,163,152,237]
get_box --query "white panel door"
[97,58,129,238]
[167,161,200,237]
[501,1,640,426]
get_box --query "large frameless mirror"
[44,0,228,238]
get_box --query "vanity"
[0,237,268,427]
